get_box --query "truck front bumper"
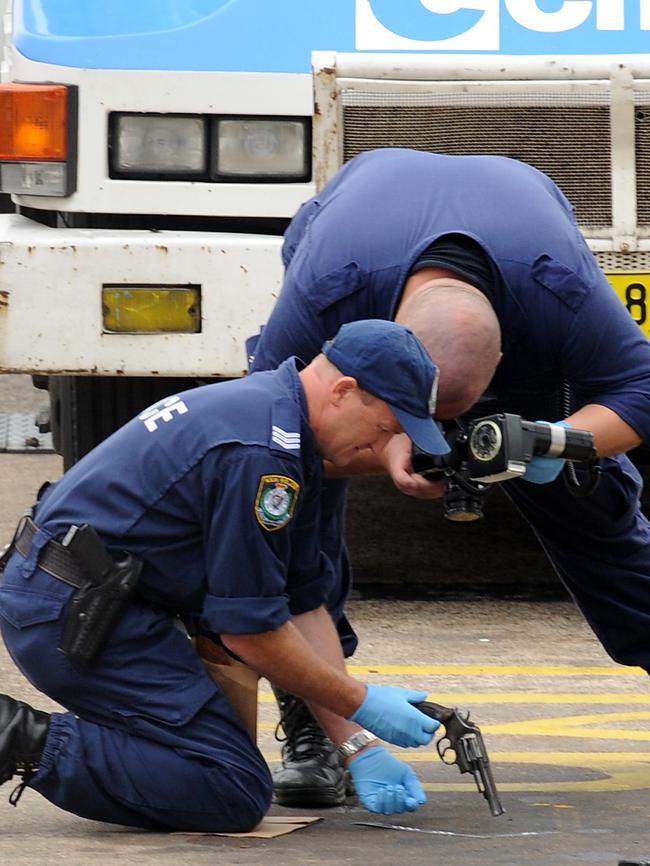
[0,215,284,376]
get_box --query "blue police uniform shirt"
[253,148,650,443]
[32,360,333,636]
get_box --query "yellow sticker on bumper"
[607,272,650,340]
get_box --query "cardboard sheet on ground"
[176,816,322,838]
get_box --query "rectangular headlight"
[213,117,310,181]
[102,285,201,333]
[111,114,207,177]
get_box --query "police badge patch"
[255,474,300,531]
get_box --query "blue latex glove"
[522,420,569,485]
[348,684,439,747]
[348,746,427,815]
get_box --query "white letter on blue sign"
[505,0,591,32]
[355,0,499,51]
[596,0,624,30]
[642,0,650,29]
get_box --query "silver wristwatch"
[337,729,379,759]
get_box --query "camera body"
[412,413,596,521]
[465,413,595,481]
[414,412,596,483]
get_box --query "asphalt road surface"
[0,376,649,866]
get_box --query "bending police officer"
[249,147,650,806]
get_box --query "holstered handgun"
[58,524,142,668]
[416,700,505,817]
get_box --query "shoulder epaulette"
[269,396,302,456]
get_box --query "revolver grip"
[415,700,455,725]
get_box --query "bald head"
[395,282,502,418]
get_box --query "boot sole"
[274,781,347,808]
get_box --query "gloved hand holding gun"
[348,684,440,747]
[346,688,503,816]
[416,700,505,817]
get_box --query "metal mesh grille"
[635,101,650,226]
[596,250,650,271]
[341,90,611,228]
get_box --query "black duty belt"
[12,517,87,589]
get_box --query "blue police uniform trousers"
[504,453,650,669]
[0,552,272,831]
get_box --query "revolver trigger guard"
[437,738,457,765]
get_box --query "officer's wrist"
[337,729,380,764]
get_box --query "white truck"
[1,0,649,467]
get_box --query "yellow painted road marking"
[498,750,650,762]
[298,750,650,764]
[256,704,650,734]
[261,711,650,737]
[487,710,650,739]
[421,771,650,794]
[257,691,650,704]
[423,751,650,794]
[258,672,650,794]
[347,664,645,676]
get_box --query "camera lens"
[443,480,485,522]
[469,419,502,462]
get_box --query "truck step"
[0,412,53,453]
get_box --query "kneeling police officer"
[0,320,446,832]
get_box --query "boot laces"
[274,696,335,761]
[8,763,37,807]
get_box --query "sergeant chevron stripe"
[271,425,301,450]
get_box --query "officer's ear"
[330,376,358,407]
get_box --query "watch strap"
[337,728,379,759]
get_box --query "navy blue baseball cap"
[322,320,450,455]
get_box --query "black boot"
[0,694,49,804]
[272,689,349,808]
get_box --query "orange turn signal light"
[0,83,69,161]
